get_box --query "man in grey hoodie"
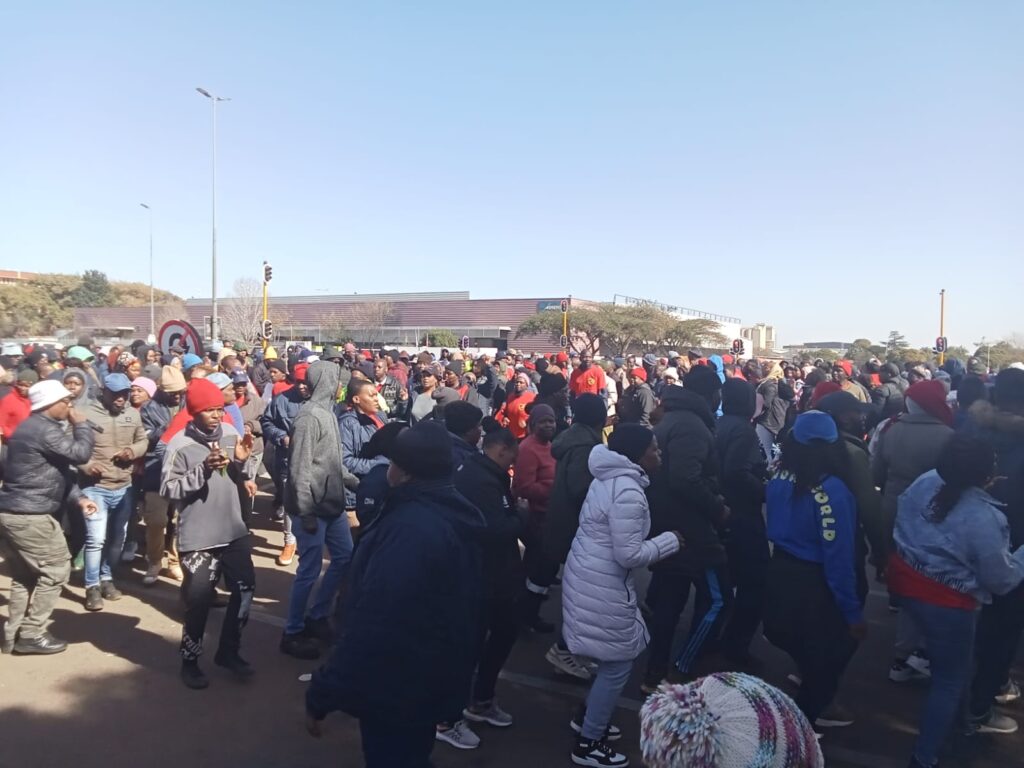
[281,361,359,660]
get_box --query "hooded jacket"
[0,414,94,515]
[286,362,356,522]
[562,445,680,661]
[618,382,657,427]
[963,400,1024,547]
[542,422,604,565]
[715,380,766,515]
[139,393,180,492]
[648,387,726,574]
[454,451,524,600]
[306,479,485,722]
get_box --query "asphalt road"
[1,489,1021,768]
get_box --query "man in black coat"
[644,366,730,690]
[449,428,525,736]
[305,422,485,767]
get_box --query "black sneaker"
[572,737,629,767]
[280,632,321,660]
[528,616,556,634]
[13,632,68,655]
[181,662,209,690]
[85,586,104,612]
[214,651,254,679]
[570,713,622,742]
[304,617,333,644]
[100,581,122,601]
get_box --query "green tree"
[71,270,114,307]
[802,348,841,363]
[945,345,971,362]
[658,318,727,353]
[883,330,909,356]
[421,328,460,347]
[974,340,1024,371]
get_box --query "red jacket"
[496,391,536,440]
[512,434,556,524]
[569,365,606,397]
[0,390,32,438]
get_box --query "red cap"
[630,367,648,382]
[186,379,225,416]
[293,363,310,382]
[906,380,953,426]
[810,381,842,408]
[555,351,569,364]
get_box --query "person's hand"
[848,621,868,641]
[244,480,258,498]
[282,435,290,448]
[244,424,253,437]
[112,448,135,467]
[68,408,87,426]
[205,449,229,473]
[397,387,408,401]
[305,714,323,738]
[84,464,104,478]
[672,531,686,549]
[301,515,319,534]
[235,433,254,462]
[515,498,530,516]
[79,498,98,517]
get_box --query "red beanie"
[906,380,953,426]
[555,351,569,364]
[186,379,225,416]
[293,363,310,382]
[810,381,842,408]
[837,360,853,377]
[630,367,648,382]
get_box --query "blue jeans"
[582,658,634,740]
[901,596,977,767]
[285,515,353,635]
[82,485,134,588]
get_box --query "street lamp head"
[196,87,212,98]
[139,203,150,210]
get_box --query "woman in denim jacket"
[891,435,1024,768]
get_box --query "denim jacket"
[894,470,1024,604]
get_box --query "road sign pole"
[938,289,946,365]
[262,281,269,351]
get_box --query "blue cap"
[208,340,223,354]
[103,373,132,392]
[791,411,839,445]
[181,353,203,371]
[206,372,231,390]
[230,369,249,385]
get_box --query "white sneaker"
[142,563,162,586]
[572,737,629,767]
[546,645,593,680]
[972,712,1018,734]
[996,679,1021,705]
[905,651,931,677]
[435,720,480,750]
[120,541,139,563]
[889,658,929,683]
[464,700,513,727]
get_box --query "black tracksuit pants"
[720,511,770,659]
[179,536,255,661]
[763,548,858,723]
[970,581,1024,719]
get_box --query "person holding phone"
[160,378,257,690]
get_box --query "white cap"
[662,367,680,381]
[29,380,73,412]
[2,342,24,356]
[1009,362,1024,371]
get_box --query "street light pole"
[139,203,154,339]
[196,87,231,341]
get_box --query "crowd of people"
[0,336,1022,768]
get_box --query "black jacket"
[542,422,603,565]
[0,414,94,515]
[454,452,525,600]
[306,479,485,723]
[648,387,726,574]
[715,414,766,515]
[618,382,657,427]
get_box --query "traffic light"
[935,336,947,353]
[262,319,273,339]
[560,299,569,314]
[460,335,470,351]
[263,262,273,283]
[732,338,745,356]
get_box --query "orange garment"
[569,365,606,397]
[496,391,536,440]
[0,390,32,438]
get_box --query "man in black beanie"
[306,421,485,767]
[444,401,484,468]
[643,364,731,691]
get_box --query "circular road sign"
[159,320,205,357]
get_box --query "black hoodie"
[715,379,766,514]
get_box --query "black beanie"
[538,371,568,398]
[721,378,755,419]
[995,369,1024,411]
[684,365,722,398]
[443,401,484,437]
[536,359,550,373]
[573,393,607,429]
[391,421,454,479]
[608,424,655,464]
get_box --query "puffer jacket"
[338,407,388,507]
[648,387,726,575]
[0,414,94,515]
[562,445,680,661]
[963,400,1024,547]
[872,412,954,552]
[542,422,603,565]
[139,395,176,492]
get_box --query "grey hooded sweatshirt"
[286,361,358,524]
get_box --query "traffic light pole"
[938,289,946,366]
[262,281,269,351]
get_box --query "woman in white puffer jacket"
[562,424,683,768]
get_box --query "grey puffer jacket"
[562,445,679,661]
[286,362,358,522]
[0,414,94,515]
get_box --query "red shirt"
[512,434,556,522]
[569,365,606,396]
[495,391,536,440]
[0,390,32,438]
[887,553,977,611]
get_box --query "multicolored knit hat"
[640,673,823,768]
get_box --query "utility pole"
[196,87,231,341]
[938,289,946,366]
[139,203,154,340]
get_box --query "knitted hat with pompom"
[640,672,823,768]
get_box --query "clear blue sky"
[2,2,1021,349]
